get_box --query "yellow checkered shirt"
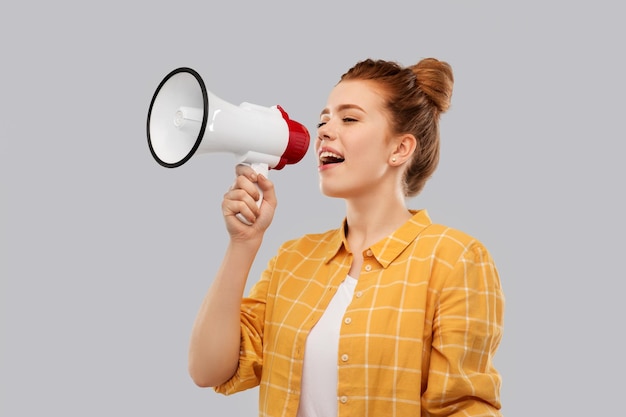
[215,210,504,416]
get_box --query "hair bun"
[411,58,454,113]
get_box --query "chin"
[318,182,345,199]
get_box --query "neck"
[344,191,411,253]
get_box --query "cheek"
[351,143,387,166]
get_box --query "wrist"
[228,236,263,252]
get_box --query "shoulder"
[420,222,493,265]
[280,228,337,248]
[421,223,502,294]
[275,227,340,258]
[407,209,489,257]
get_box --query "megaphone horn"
[146,67,310,169]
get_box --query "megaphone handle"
[235,162,268,226]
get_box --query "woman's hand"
[222,164,277,242]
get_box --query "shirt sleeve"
[422,241,505,416]
[213,255,275,395]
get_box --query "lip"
[317,146,344,171]
[318,162,338,172]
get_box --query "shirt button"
[341,354,349,362]
[364,265,372,272]
[365,249,373,257]
[356,291,363,298]
[340,396,348,404]
[344,317,352,324]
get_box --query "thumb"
[256,174,277,208]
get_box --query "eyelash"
[317,117,357,128]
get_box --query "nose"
[317,121,336,141]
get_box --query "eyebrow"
[319,104,366,117]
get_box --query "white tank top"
[296,276,357,417]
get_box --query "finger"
[235,164,258,182]
[225,187,260,213]
[256,174,276,207]
[222,190,258,223]
[232,174,262,204]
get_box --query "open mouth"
[319,150,345,166]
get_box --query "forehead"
[322,79,387,114]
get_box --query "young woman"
[188,58,505,417]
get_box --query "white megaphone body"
[146,67,310,224]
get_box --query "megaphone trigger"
[235,162,268,226]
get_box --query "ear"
[389,134,417,166]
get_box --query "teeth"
[319,151,344,160]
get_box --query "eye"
[317,121,327,128]
[343,117,357,123]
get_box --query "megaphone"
[146,67,310,224]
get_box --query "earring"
[391,157,397,163]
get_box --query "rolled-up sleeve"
[214,257,274,395]
[423,242,505,416]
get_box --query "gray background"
[2,1,624,416]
